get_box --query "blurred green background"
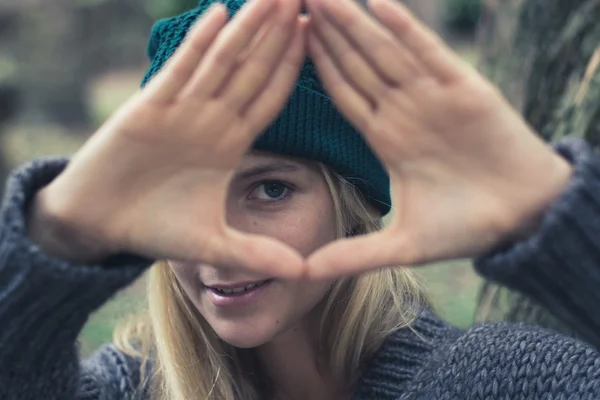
[0,0,484,356]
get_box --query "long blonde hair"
[114,165,426,400]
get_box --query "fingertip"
[298,14,310,29]
[210,2,228,15]
[195,2,228,28]
[291,17,309,53]
[213,3,229,20]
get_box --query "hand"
[30,0,307,276]
[304,0,572,278]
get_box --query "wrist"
[27,185,112,264]
[499,153,573,246]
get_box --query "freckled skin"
[169,152,337,348]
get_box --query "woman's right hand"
[28,0,307,275]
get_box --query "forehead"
[238,151,319,173]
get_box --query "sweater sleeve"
[475,138,600,347]
[0,158,153,400]
[408,321,600,399]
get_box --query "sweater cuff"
[475,138,600,344]
[0,158,153,374]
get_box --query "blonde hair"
[114,165,426,400]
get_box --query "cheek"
[168,261,201,300]
[262,207,337,257]
[294,280,334,312]
[169,261,191,280]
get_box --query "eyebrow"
[234,161,302,181]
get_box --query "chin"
[215,327,276,349]
[202,314,281,348]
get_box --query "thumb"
[222,228,307,279]
[305,229,418,279]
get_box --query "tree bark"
[15,0,153,129]
[475,0,600,338]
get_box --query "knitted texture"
[2,139,600,399]
[474,138,600,349]
[141,0,392,215]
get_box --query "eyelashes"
[247,180,295,204]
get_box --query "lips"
[206,279,272,295]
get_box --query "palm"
[380,77,529,258]
[305,0,571,277]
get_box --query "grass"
[78,278,147,356]
[6,57,484,357]
[417,260,482,329]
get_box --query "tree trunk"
[0,84,18,198]
[475,0,600,339]
[15,0,153,130]
[16,4,91,128]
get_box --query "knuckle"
[211,47,236,67]
[377,86,397,105]
[186,33,208,55]
[345,61,366,82]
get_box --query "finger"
[244,16,307,128]
[307,29,372,132]
[221,0,302,110]
[305,230,417,279]
[144,4,227,103]
[369,0,468,82]
[222,229,307,279]
[310,10,387,102]
[181,0,278,100]
[235,0,304,63]
[307,0,423,85]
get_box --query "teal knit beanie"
[141,0,391,215]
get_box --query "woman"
[2,0,600,399]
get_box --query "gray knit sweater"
[2,139,600,400]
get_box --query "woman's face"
[169,152,337,348]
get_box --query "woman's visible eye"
[248,181,293,203]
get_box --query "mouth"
[205,279,273,296]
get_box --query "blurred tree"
[145,0,198,19]
[12,0,198,130]
[15,0,156,128]
[0,5,21,194]
[445,0,482,35]
[475,0,600,342]
[0,81,17,196]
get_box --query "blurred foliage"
[446,0,483,34]
[0,56,17,85]
[74,0,198,18]
[144,0,199,19]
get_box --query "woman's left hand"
[304,0,572,278]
